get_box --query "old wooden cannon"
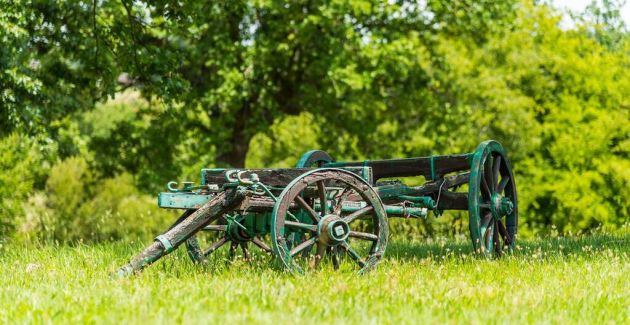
[117,140,517,276]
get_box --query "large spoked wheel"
[271,169,388,274]
[181,211,271,264]
[468,140,518,256]
[292,150,335,255]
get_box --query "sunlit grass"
[1,234,629,323]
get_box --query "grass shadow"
[383,233,630,263]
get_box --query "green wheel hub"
[318,215,351,244]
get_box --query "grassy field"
[1,234,629,324]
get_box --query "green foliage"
[246,113,321,168]
[17,158,175,243]
[0,134,56,240]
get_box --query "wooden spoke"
[251,236,272,253]
[497,219,512,245]
[333,188,352,215]
[349,231,378,241]
[310,242,327,269]
[342,206,373,224]
[330,246,340,270]
[290,237,316,257]
[341,241,366,268]
[285,221,317,232]
[295,196,320,223]
[493,221,502,255]
[317,181,328,216]
[481,212,493,230]
[202,237,229,256]
[479,202,491,209]
[481,175,492,198]
[240,242,250,260]
[493,155,502,190]
[202,225,227,232]
[484,221,494,249]
[228,241,238,259]
[497,176,510,194]
[484,156,495,190]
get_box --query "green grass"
[1,234,629,324]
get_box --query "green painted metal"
[296,150,334,167]
[200,168,226,185]
[312,201,428,218]
[375,182,416,200]
[155,235,174,253]
[158,192,213,209]
[397,195,436,208]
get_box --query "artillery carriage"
[117,140,517,276]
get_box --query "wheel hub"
[317,214,350,245]
[226,219,251,242]
[490,193,514,219]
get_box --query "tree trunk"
[217,106,251,168]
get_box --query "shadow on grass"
[384,233,630,262]
[107,232,630,277]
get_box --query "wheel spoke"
[342,206,373,224]
[493,220,502,255]
[497,219,512,246]
[349,231,378,241]
[497,176,510,194]
[203,224,227,232]
[331,246,340,270]
[289,237,315,257]
[493,155,502,190]
[251,236,271,253]
[333,188,352,215]
[310,242,327,269]
[317,181,328,216]
[481,212,493,231]
[202,237,229,256]
[285,221,317,232]
[479,201,491,209]
[484,221,494,251]
[295,196,320,223]
[481,175,492,198]
[484,156,495,191]
[228,241,239,259]
[341,241,366,268]
[240,242,250,260]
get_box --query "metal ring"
[155,235,174,253]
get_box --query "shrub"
[17,158,176,244]
[0,133,55,242]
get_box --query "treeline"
[1,1,628,244]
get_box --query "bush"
[17,157,176,244]
[0,133,56,242]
